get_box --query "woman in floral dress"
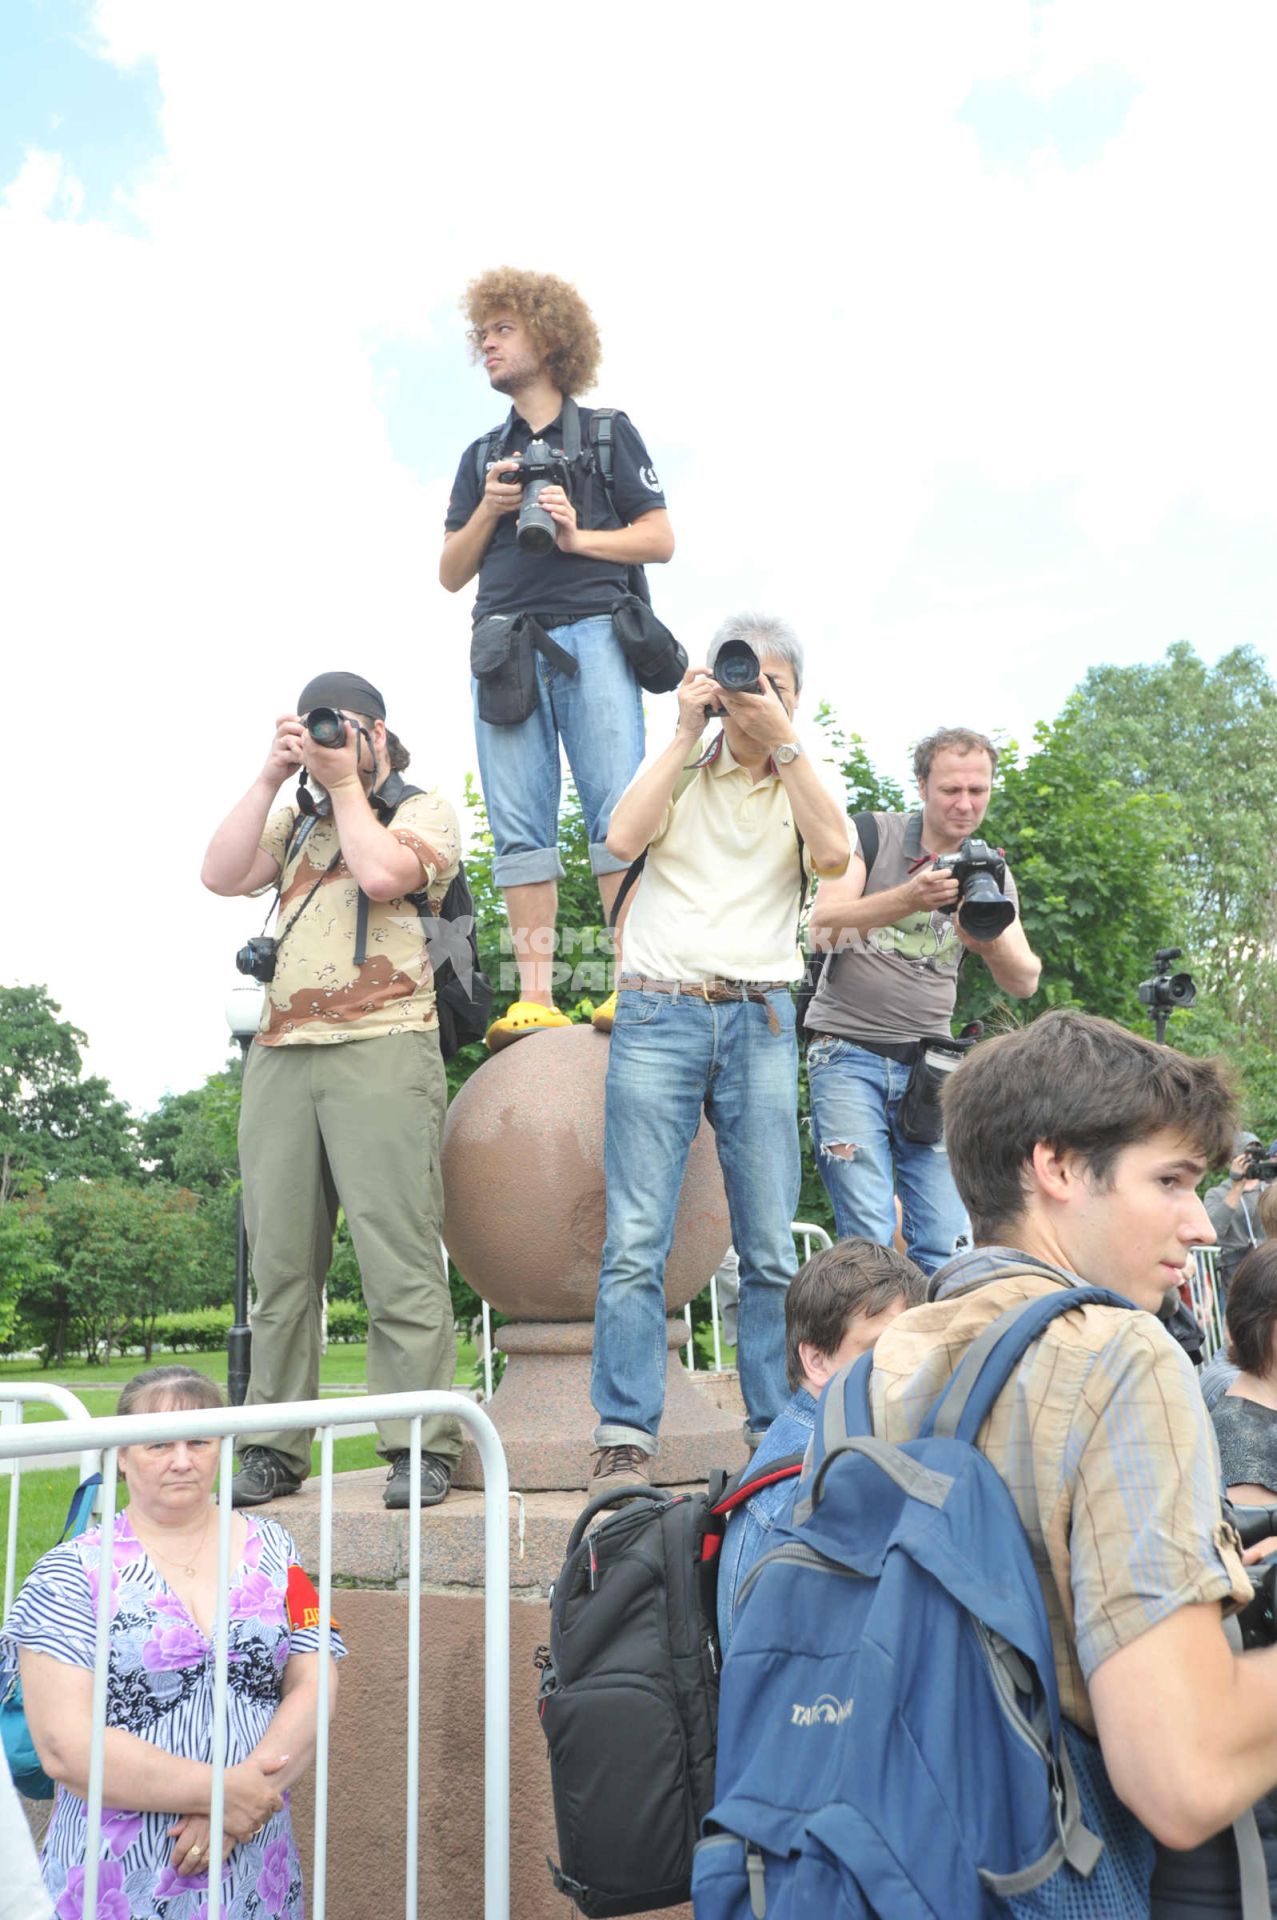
[2,1367,345,1920]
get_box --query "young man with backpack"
[201,672,465,1510]
[440,267,675,1046]
[715,1236,925,1655]
[701,1009,1272,1917]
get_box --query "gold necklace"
[129,1505,213,1578]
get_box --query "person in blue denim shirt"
[441,267,675,1045]
[716,1237,925,1655]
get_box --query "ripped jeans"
[806,1035,969,1276]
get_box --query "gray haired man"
[588,614,851,1487]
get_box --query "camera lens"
[713,640,762,692]
[516,480,556,555]
[1167,972,1196,1007]
[958,874,1015,942]
[306,707,346,747]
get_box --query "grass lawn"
[1,1338,481,1593]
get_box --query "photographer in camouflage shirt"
[202,671,462,1511]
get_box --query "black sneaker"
[230,1446,302,1508]
[383,1450,453,1510]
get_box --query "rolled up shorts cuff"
[592,1423,657,1456]
[590,839,633,878]
[492,847,566,887]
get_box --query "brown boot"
[589,1443,652,1489]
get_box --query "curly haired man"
[441,268,674,1045]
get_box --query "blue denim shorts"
[472,613,645,887]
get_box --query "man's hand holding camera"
[300,715,369,798]
[717,674,797,753]
[260,715,306,791]
[901,865,962,918]
[481,458,524,522]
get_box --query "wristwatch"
[773,740,804,767]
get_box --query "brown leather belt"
[619,973,789,1003]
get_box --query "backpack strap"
[472,416,513,491]
[59,1475,101,1541]
[924,1286,1134,1443]
[564,1485,670,1560]
[709,1451,806,1520]
[353,779,426,967]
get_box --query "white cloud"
[2,0,1275,1109]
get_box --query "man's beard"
[489,354,539,396]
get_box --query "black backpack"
[417,863,493,1059]
[536,1457,803,1917]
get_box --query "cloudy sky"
[3,0,1275,1116]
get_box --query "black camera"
[304,707,347,748]
[714,639,764,694]
[1137,947,1197,1017]
[1241,1140,1277,1183]
[933,838,1016,942]
[235,936,277,984]
[1225,1503,1277,1648]
[496,439,572,554]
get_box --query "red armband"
[286,1563,337,1634]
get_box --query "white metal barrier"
[687,1222,836,1373]
[0,1391,510,1920]
[1188,1245,1225,1360]
[1,1385,100,1625]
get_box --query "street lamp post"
[224,984,264,1406]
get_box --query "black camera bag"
[896,1035,976,1145]
[537,1460,803,1916]
[470,611,579,726]
[609,594,687,694]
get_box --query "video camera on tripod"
[1137,947,1197,1043]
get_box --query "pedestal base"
[454,1318,748,1491]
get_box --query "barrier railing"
[688,1222,835,1374]
[1188,1245,1225,1360]
[1,1384,100,1625]
[0,1391,510,1920]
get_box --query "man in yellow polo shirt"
[589,614,851,1486]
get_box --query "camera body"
[1137,946,1197,1015]
[494,439,573,554]
[235,936,278,984]
[1241,1140,1277,1183]
[933,837,1016,942]
[1225,1503,1277,1648]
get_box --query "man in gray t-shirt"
[805,727,1042,1273]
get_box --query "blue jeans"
[592,989,800,1450]
[472,613,645,886]
[807,1035,969,1276]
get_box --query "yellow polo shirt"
[621,735,843,984]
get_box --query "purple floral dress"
[1,1512,345,1920]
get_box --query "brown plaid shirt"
[869,1266,1251,1732]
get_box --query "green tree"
[0,1195,56,1350]
[24,1179,206,1365]
[0,985,139,1196]
[1069,641,1277,1026]
[957,700,1189,1031]
[812,703,907,813]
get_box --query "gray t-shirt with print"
[805,811,1019,1046]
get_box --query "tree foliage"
[0,985,139,1197]
[1069,641,1277,1026]
[957,699,1189,1030]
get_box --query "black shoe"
[231,1446,302,1508]
[383,1450,453,1510]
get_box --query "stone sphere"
[441,1026,730,1320]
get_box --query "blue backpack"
[692,1288,1154,1919]
[1,1475,100,1799]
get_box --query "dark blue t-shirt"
[444,404,667,627]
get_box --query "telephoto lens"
[712,639,762,693]
[305,707,347,747]
[515,439,558,555]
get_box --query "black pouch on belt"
[896,1037,975,1146]
[610,593,688,694]
[470,612,578,726]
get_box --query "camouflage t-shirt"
[253,789,461,1046]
